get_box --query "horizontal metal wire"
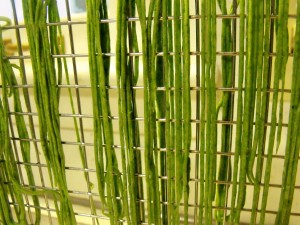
[2,14,298,31]
[8,188,300,217]
[9,201,116,222]
[10,201,300,225]
[3,50,295,60]
[8,111,290,127]
[14,161,300,190]
[10,136,299,159]
[3,83,293,94]
[12,202,300,220]
[6,181,300,213]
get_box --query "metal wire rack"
[1,0,300,225]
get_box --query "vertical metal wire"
[64,1,97,224]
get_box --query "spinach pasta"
[0,0,299,225]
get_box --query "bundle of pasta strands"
[275,1,300,224]
[0,17,44,225]
[198,0,218,224]
[0,97,28,225]
[115,0,145,225]
[133,1,192,225]
[87,0,123,224]
[22,0,76,224]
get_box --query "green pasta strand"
[0,28,27,225]
[127,1,145,221]
[250,0,273,224]
[87,0,123,223]
[22,0,76,224]
[135,0,154,224]
[116,0,131,223]
[173,0,183,224]
[2,20,64,225]
[182,0,191,224]
[162,0,171,224]
[259,0,289,223]
[4,62,42,224]
[136,0,162,224]
[230,0,245,223]
[149,1,162,224]
[155,5,169,224]
[86,1,108,217]
[116,0,144,224]
[275,1,300,223]
[0,20,41,224]
[202,0,217,223]
[215,1,236,224]
[234,0,260,222]
[199,0,207,223]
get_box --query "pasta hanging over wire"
[1,1,300,225]
[22,0,76,224]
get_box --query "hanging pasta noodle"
[0,21,29,224]
[275,0,300,223]
[87,1,123,224]
[22,0,76,224]
[259,0,289,224]
[215,1,236,223]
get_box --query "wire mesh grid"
[0,0,300,224]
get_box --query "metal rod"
[2,13,298,31]
[11,137,299,160]
[4,50,297,59]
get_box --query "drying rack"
[1,0,299,224]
